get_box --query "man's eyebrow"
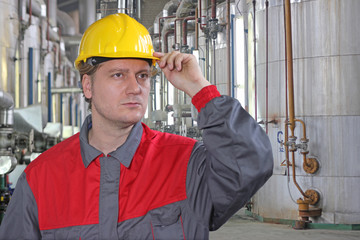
[136,69,151,74]
[107,68,129,74]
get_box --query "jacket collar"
[79,115,143,168]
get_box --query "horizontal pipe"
[51,87,83,94]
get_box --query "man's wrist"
[191,85,221,112]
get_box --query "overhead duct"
[163,0,180,17]
[23,0,46,19]
[154,0,179,34]
[57,9,76,36]
[176,0,197,18]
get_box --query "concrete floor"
[209,210,360,240]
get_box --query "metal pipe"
[60,93,63,124]
[231,14,235,97]
[79,0,96,34]
[198,0,206,30]
[47,72,52,122]
[284,0,310,200]
[137,0,141,19]
[51,87,83,94]
[253,0,257,121]
[212,39,216,85]
[164,29,175,53]
[0,91,14,110]
[291,151,307,197]
[294,119,307,140]
[47,0,50,52]
[117,0,126,13]
[182,16,195,46]
[226,0,231,96]
[205,38,209,81]
[211,0,216,19]
[69,95,73,125]
[283,0,290,177]
[47,0,57,27]
[174,18,184,48]
[158,15,176,52]
[28,48,33,105]
[284,0,295,134]
[195,7,199,49]
[29,0,32,25]
[265,0,269,133]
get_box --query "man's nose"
[125,75,141,95]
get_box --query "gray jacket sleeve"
[0,172,41,239]
[186,96,273,231]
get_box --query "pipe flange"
[305,189,320,205]
[303,157,319,174]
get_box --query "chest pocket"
[41,226,81,240]
[150,205,185,240]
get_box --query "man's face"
[82,59,151,127]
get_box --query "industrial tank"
[0,0,19,97]
[249,0,360,224]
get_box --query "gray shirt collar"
[79,115,143,168]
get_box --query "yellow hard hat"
[74,13,158,69]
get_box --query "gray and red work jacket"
[0,85,273,239]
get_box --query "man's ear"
[82,74,92,99]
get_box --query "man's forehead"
[100,58,151,70]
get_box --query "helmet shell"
[75,13,158,69]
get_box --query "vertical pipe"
[265,0,269,134]
[69,95,73,125]
[153,78,157,110]
[226,0,231,96]
[182,16,195,46]
[29,0,32,25]
[284,0,295,134]
[231,14,235,98]
[158,16,176,52]
[283,0,290,175]
[79,0,96,33]
[174,18,183,47]
[137,0,141,19]
[284,0,308,200]
[164,30,174,53]
[60,93,63,124]
[28,48,34,105]
[213,39,216,86]
[211,0,216,19]
[253,0,257,121]
[47,72,52,122]
[75,103,78,127]
[195,7,199,49]
[46,0,50,52]
[206,38,209,81]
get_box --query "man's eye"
[137,73,149,79]
[113,73,124,78]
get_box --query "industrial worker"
[0,13,273,239]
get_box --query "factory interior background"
[0,0,359,231]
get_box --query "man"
[0,13,273,239]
